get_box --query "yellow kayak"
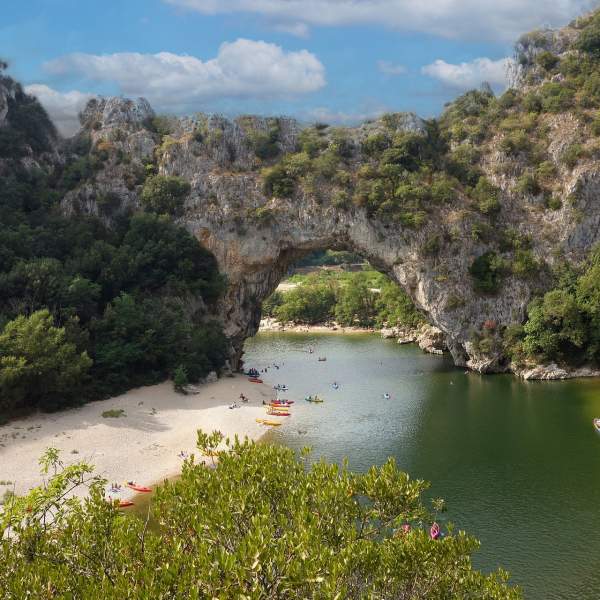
[256,418,282,426]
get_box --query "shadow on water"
[245,331,600,600]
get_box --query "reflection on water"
[244,331,600,600]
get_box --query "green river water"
[243,331,600,600]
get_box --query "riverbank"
[0,375,273,502]
[259,317,374,334]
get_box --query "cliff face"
[53,95,600,374]
[8,12,598,374]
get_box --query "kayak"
[127,483,152,493]
[305,397,324,403]
[118,500,134,508]
[249,378,263,383]
[272,399,294,404]
[268,411,290,417]
[256,418,282,426]
[594,418,600,433]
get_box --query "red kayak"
[127,483,152,493]
[268,410,291,416]
[273,399,294,404]
[118,500,134,508]
[249,378,263,383]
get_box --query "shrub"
[141,175,191,215]
[539,82,575,113]
[515,172,541,196]
[0,435,521,598]
[499,130,531,155]
[173,365,188,394]
[561,143,586,169]
[262,164,295,198]
[361,132,391,157]
[473,177,501,215]
[247,126,280,160]
[469,252,507,294]
[512,249,539,278]
[535,51,559,72]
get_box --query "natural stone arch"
[186,197,530,373]
[63,97,594,375]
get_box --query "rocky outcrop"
[53,92,600,374]
[517,363,600,380]
[381,325,448,355]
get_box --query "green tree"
[173,364,189,393]
[274,281,336,324]
[0,434,520,599]
[0,310,92,414]
[141,174,191,215]
[334,272,378,326]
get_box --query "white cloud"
[305,106,386,125]
[24,84,95,136]
[421,57,513,91]
[377,60,407,76]
[163,0,597,41]
[272,21,310,38]
[43,39,326,111]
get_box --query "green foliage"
[0,310,92,414]
[515,172,541,196]
[375,278,424,328]
[539,82,575,113]
[469,252,507,294]
[511,249,539,278]
[515,246,600,365]
[261,290,284,317]
[141,174,191,215]
[361,132,391,157]
[473,177,501,215]
[0,438,520,598]
[101,409,125,418]
[274,278,336,324]
[560,143,587,168]
[576,13,600,56]
[334,272,378,327]
[246,122,281,160]
[90,294,227,396]
[536,51,560,71]
[173,365,189,394]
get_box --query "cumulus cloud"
[421,57,513,91]
[24,84,95,136]
[163,0,596,41]
[43,39,326,111]
[377,60,407,76]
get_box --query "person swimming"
[383,393,391,399]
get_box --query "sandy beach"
[0,375,276,502]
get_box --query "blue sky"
[1,0,597,134]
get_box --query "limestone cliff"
[13,12,600,375]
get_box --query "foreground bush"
[0,432,519,599]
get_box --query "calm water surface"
[244,332,600,600]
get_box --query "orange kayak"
[249,378,263,383]
[127,483,152,493]
[118,500,134,508]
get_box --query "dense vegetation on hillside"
[263,269,424,329]
[0,68,228,421]
[0,431,520,598]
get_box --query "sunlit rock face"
[55,91,600,374]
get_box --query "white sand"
[0,375,278,501]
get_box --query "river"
[244,331,600,600]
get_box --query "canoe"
[268,411,290,416]
[272,399,294,404]
[256,418,282,426]
[127,483,152,493]
[118,500,134,508]
[305,397,324,403]
[594,418,600,433]
[249,378,263,383]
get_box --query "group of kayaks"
[109,482,152,509]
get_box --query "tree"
[0,310,92,414]
[0,433,520,599]
[274,281,336,324]
[335,272,378,327]
[141,174,191,215]
[173,365,188,393]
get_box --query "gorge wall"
[57,96,599,374]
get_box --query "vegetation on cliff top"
[0,432,520,598]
